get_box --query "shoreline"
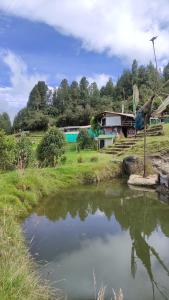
[0,160,120,300]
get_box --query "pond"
[22,181,169,300]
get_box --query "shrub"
[0,130,17,170]
[90,156,98,162]
[77,129,95,150]
[60,155,67,164]
[37,127,65,167]
[16,134,33,169]
[77,156,83,163]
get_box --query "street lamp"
[150,36,158,71]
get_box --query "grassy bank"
[118,124,169,159]
[0,150,119,300]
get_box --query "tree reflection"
[35,184,169,299]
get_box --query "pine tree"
[163,63,169,81]
[0,113,11,134]
[54,79,70,114]
[79,77,89,108]
[132,59,138,85]
[27,81,48,111]
[70,81,80,106]
[89,82,100,107]
[27,84,42,110]
[104,78,114,97]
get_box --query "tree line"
[1,59,169,133]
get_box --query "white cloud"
[76,73,112,88]
[87,74,112,88]
[0,50,46,120]
[0,0,169,65]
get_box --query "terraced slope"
[101,124,164,156]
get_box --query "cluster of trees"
[0,127,66,170]
[1,59,169,133]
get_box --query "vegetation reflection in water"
[22,181,169,300]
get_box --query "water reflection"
[23,182,169,300]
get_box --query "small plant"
[60,155,67,164]
[16,134,33,171]
[0,129,17,170]
[90,156,98,162]
[77,156,83,163]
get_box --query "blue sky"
[0,0,169,119]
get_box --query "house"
[95,111,135,148]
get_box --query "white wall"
[105,116,121,126]
[105,139,113,147]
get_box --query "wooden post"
[143,116,147,178]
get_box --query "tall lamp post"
[143,36,158,177]
[150,36,158,71]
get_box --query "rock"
[122,156,144,176]
[128,174,158,187]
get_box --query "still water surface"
[22,181,169,300]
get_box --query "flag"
[135,95,155,130]
[152,95,169,117]
[133,84,139,115]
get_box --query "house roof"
[96,111,135,119]
[97,134,114,139]
[60,125,91,130]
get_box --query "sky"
[0,0,169,120]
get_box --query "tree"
[77,129,94,150]
[115,70,133,102]
[27,85,42,110]
[0,130,16,170]
[89,82,100,107]
[37,81,48,108]
[79,77,89,108]
[53,79,70,114]
[27,81,48,110]
[16,134,33,170]
[13,109,49,131]
[146,62,160,91]
[132,59,138,85]
[0,113,11,134]
[163,63,169,81]
[37,127,65,167]
[104,78,114,97]
[70,81,80,105]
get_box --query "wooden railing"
[122,121,135,127]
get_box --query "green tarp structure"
[64,128,96,143]
[65,132,79,143]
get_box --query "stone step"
[115,142,136,147]
[112,145,134,150]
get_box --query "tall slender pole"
[143,116,147,178]
[152,39,158,72]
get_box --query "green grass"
[0,148,119,300]
[119,124,169,158]
[0,209,53,300]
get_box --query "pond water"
[22,181,169,300]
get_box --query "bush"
[0,130,17,170]
[90,156,98,162]
[60,155,67,164]
[37,127,65,167]
[16,134,33,169]
[77,156,83,163]
[77,129,95,150]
